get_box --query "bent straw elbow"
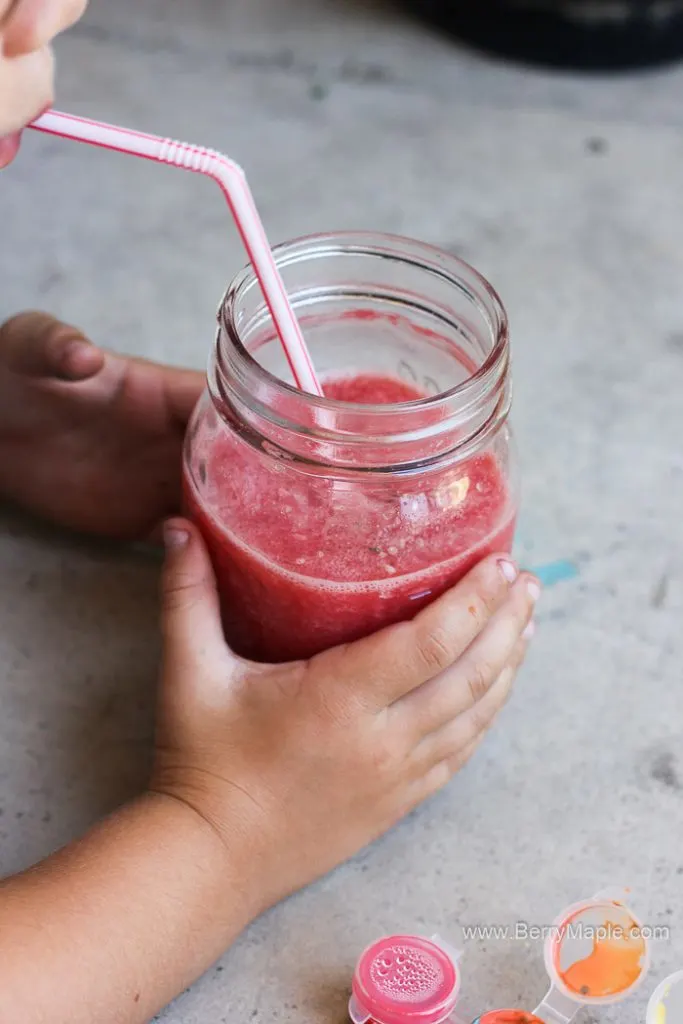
[29,109,322,394]
[156,137,247,186]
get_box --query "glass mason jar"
[183,232,518,664]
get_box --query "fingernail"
[60,340,99,379]
[64,339,91,360]
[522,620,536,641]
[498,558,518,584]
[163,524,189,551]
[527,578,542,603]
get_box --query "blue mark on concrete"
[528,559,579,588]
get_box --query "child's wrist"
[142,787,265,928]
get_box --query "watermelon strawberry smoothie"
[184,372,516,664]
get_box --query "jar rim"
[218,229,509,414]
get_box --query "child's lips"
[0,130,23,169]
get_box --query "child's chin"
[0,131,22,169]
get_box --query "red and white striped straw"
[29,109,323,397]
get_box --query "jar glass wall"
[183,232,518,664]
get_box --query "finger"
[3,0,87,56]
[443,729,489,777]
[0,1,20,29]
[409,729,488,810]
[413,639,527,772]
[160,518,233,675]
[397,574,539,738]
[159,366,204,426]
[406,731,485,812]
[0,312,104,381]
[106,355,204,426]
[150,362,201,425]
[331,553,520,712]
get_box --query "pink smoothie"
[184,374,516,663]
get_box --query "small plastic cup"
[543,891,650,1007]
[349,934,462,1024]
[646,970,683,1023]
[471,1013,544,1023]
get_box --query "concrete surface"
[2,1,683,1021]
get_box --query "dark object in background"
[411,1,683,70]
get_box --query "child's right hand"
[152,521,539,915]
[0,522,539,1024]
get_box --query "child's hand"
[152,520,539,911]
[0,311,204,539]
[0,523,537,1024]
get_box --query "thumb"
[161,518,228,668]
[0,311,105,380]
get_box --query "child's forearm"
[0,792,259,1024]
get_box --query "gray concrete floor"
[2,1,683,1021]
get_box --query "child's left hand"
[0,310,204,539]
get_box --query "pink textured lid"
[352,935,460,1024]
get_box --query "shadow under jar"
[183,232,518,664]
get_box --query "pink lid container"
[351,935,461,1024]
